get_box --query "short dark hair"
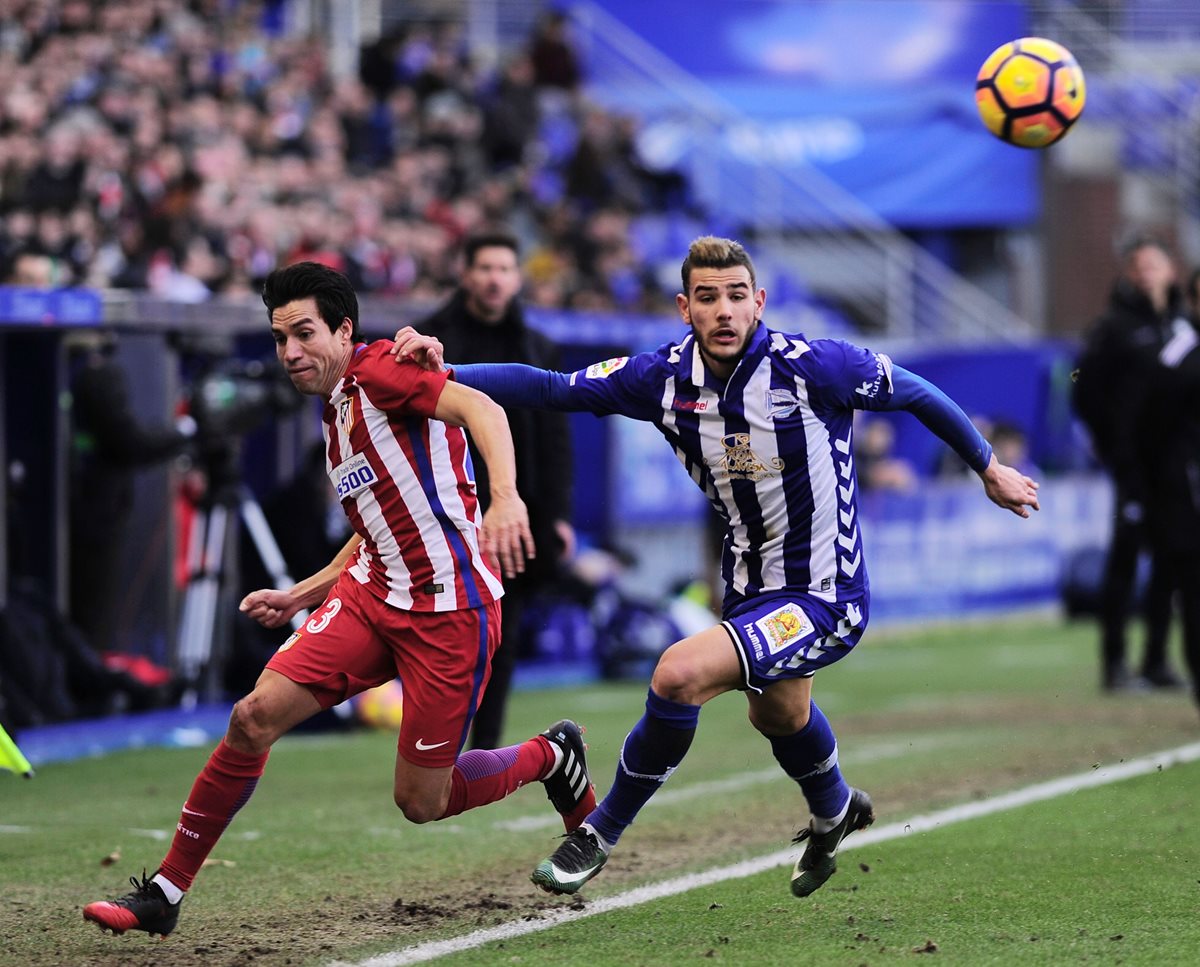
[261,261,361,341]
[463,232,520,267]
[680,236,756,292]
[990,419,1026,444]
[1119,232,1172,262]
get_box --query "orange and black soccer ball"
[976,37,1086,148]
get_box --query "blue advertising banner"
[611,434,1110,624]
[860,474,1110,623]
[0,286,103,325]
[610,417,710,524]
[584,0,1038,228]
[883,342,1081,476]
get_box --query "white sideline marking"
[330,741,1200,967]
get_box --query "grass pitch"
[2,615,1197,967]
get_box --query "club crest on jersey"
[337,397,356,435]
[329,452,376,500]
[766,388,802,419]
[585,356,629,379]
[755,603,814,655]
[278,630,302,653]
[718,432,783,481]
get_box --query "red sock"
[439,736,553,819]
[158,740,268,891]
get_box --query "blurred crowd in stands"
[0,0,688,313]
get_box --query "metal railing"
[1033,1,1200,253]
[569,1,1038,344]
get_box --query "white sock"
[580,821,612,855]
[542,740,565,778]
[151,873,185,905]
[810,796,850,835]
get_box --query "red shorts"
[265,573,501,768]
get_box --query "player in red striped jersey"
[84,262,595,940]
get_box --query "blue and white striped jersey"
[459,324,906,614]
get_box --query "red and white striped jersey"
[322,341,504,612]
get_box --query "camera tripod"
[176,448,307,707]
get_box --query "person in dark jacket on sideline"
[415,232,576,747]
[68,332,195,654]
[1072,236,1186,692]
[1136,271,1200,713]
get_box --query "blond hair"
[680,236,756,292]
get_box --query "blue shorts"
[722,591,870,693]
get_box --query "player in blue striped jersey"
[393,236,1040,898]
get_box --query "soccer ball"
[975,37,1086,148]
[353,679,404,730]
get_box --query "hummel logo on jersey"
[415,738,450,751]
[769,332,810,358]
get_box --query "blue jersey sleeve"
[878,365,994,473]
[451,354,657,419]
[450,363,569,408]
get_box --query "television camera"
[190,357,303,445]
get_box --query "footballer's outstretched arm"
[433,378,536,577]
[881,366,993,472]
[450,363,575,409]
[391,328,597,412]
[392,327,613,414]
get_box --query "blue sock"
[589,688,700,847]
[767,700,850,821]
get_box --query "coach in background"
[416,233,575,748]
[1072,236,1184,693]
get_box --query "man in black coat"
[1073,237,1184,691]
[416,232,575,747]
[1137,282,1200,713]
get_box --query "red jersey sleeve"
[352,341,450,417]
